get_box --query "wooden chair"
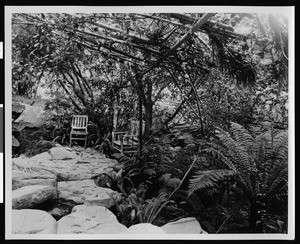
[112,119,143,155]
[69,115,88,148]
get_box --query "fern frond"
[201,148,237,171]
[235,174,255,200]
[230,122,254,151]
[263,163,288,202]
[188,169,236,196]
[218,129,255,173]
[253,133,270,166]
[272,131,288,161]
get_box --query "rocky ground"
[11,145,207,235]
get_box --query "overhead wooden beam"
[142,13,215,76]
[74,29,161,55]
[170,13,241,39]
[166,13,215,56]
[85,20,158,46]
[76,33,145,62]
[75,41,143,65]
[135,13,190,29]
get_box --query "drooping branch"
[73,63,95,103]
[69,61,95,104]
[63,72,87,107]
[68,61,87,101]
[57,78,82,112]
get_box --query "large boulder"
[161,217,207,234]
[57,205,127,234]
[12,101,26,115]
[48,146,79,160]
[12,209,57,234]
[12,185,57,209]
[13,100,52,131]
[58,179,115,208]
[12,169,56,190]
[122,223,166,234]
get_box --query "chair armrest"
[112,131,127,141]
[123,134,139,143]
[123,134,138,138]
[113,131,127,135]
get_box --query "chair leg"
[84,136,87,148]
[69,134,72,147]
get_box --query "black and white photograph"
[4,6,295,240]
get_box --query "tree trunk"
[144,102,153,139]
[143,77,153,139]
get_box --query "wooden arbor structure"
[13,12,256,155]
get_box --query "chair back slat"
[71,115,88,129]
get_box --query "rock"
[12,136,20,147]
[12,185,57,209]
[30,151,53,161]
[58,179,115,208]
[12,101,26,114]
[49,147,79,160]
[12,169,56,190]
[12,147,115,181]
[122,223,166,234]
[12,209,57,234]
[162,217,206,234]
[57,205,127,234]
[35,198,77,220]
[14,101,52,130]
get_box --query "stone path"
[11,145,207,235]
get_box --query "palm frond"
[188,169,236,196]
[209,34,256,86]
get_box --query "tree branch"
[163,88,193,127]
[57,78,82,112]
